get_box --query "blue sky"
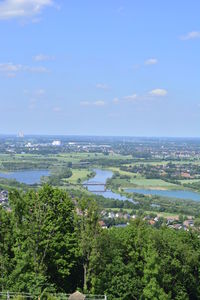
[0,0,200,137]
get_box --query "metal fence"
[0,292,34,299]
[0,292,107,300]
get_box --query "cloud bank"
[0,0,54,20]
[180,31,200,40]
[0,62,48,77]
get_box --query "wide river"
[1,168,200,202]
[125,188,200,201]
[0,170,50,185]
[83,169,129,201]
[84,169,200,202]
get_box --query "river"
[1,168,200,202]
[84,169,200,202]
[125,188,200,202]
[0,170,50,185]
[83,169,129,201]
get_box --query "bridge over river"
[82,181,107,192]
[77,169,130,201]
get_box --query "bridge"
[70,182,107,192]
[83,183,105,186]
[82,182,107,192]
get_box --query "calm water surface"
[125,188,200,202]
[84,169,200,202]
[84,169,129,201]
[0,170,50,185]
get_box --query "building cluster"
[167,217,194,230]
[3,139,113,155]
[123,163,200,180]
[0,190,8,206]
[101,210,134,220]
[99,210,196,231]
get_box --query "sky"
[0,0,200,137]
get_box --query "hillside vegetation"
[1,185,200,299]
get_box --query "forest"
[1,185,200,299]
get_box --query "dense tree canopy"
[0,186,200,299]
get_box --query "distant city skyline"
[0,0,200,137]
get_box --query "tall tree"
[8,186,79,294]
[76,197,100,293]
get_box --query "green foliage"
[1,186,200,299]
[47,168,72,186]
[75,197,101,293]
[0,185,80,294]
[12,296,25,300]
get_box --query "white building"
[52,140,61,146]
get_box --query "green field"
[67,169,92,184]
[108,166,181,190]
[179,179,200,184]
[0,151,199,193]
[129,178,179,189]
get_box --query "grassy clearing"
[67,169,91,184]
[129,178,179,189]
[108,166,138,177]
[179,179,200,184]
[108,166,180,190]
[58,152,130,161]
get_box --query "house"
[181,172,191,179]
[171,224,183,230]
[149,220,155,226]
[166,217,179,225]
[183,220,194,227]
[108,212,115,218]
[99,220,107,229]
[115,212,123,218]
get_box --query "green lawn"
[67,169,92,184]
[179,179,200,184]
[129,178,179,189]
[108,166,180,190]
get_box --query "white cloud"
[124,94,138,101]
[145,58,158,65]
[0,0,54,20]
[149,89,168,97]
[96,83,110,90]
[180,31,200,40]
[33,54,55,62]
[0,62,22,72]
[0,62,48,76]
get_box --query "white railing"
[0,292,107,300]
